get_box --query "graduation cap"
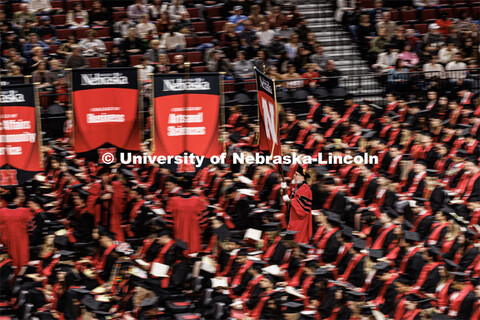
[369,249,384,259]
[262,274,276,284]
[452,271,469,282]
[411,197,427,206]
[59,250,75,262]
[296,165,310,179]
[298,243,315,255]
[229,131,241,143]
[415,159,428,167]
[282,301,303,313]
[362,130,377,139]
[213,224,231,242]
[262,222,281,232]
[98,226,115,239]
[341,225,353,241]
[404,231,420,243]
[347,290,367,301]
[444,258,460,271]
[455,149,467,157]
[119,168,135,180]
[299,310,317,320]
[302,258,317,268]
[237,248,249,256]
[96,165,111,176]
[174,240,188,252]
[373,261,390,272]
[427,246,443,258]
[251,260,267,271]
[426,169,439,177]
[280,230,299,241]
[326,212,342,225]
[156,228,172,238]
[353,237,366,252]
[385,209,399,220]
[139,296,158,309]
[54,235,70,250]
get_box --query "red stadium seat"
[167,52,177,62]
[473,6,480,18]
[113,11,126,22]
[48,44,59,54]
[414,23,428,34]
[104,41,114,53]
[198,36,214,44]
[360,0,375,8]
[12,3,22,12]
[192,66,207,73]
[214,20,226,32]
[129,55,143,66]
[437,7,453,18]
[187,7,200,18]
[83,0,93,9]
[186,37,196,47]
[75,28,90,39]
[187,51,203,63]
[206,6,223,18]
[50,0,63,9]
[86,57,102,68]
[439,0,451,5]
[52,14,66,26]
[401,10,417,23]
[222,80,235,94]
[391,10,400,21]
[421,9,436,21]
[95,27,111,38]
[244,79,257,92]
[192,22,207,33]
[57,29,73,40]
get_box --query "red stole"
[317,227,339,254]
[312,225,325,243]
[371,224,396,250]
[408,172,427,194]
[434,157,449,172]
[388,128,401,145]
[462,171,480,200]
[288,264,305,287]
[250,291,273,319]
[341,103,358,121]
[240,275,264,301]
[380,125,391,138]
[399,246,420,273]
[413,212,431,230]
[263,237,281,260]
[323,187,340,209]
[386,101,398,112]
[341,253,364,281]
[95,244,117,284]
[357,174,375,199]
[388,156,402,175]
[154,240,175,264]
[231,260,254,287]
[295,125,312,144]
[413,262,441,290]
[466,140,479,154]
[427,222,449,245]
[437,279,453,311]
[421,144,433,159]
[324,120,343,138]
[447,284,474,317]
[373,273,398,305]
[307,103,321,120]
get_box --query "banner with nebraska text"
[152,73,222,172]
[0,84,42,185]
[255,69,280,156]
[70,68,141,162]
[0,76,27,86]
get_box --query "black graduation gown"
[321,231,341,263]
[416,214,434,241]
[420,264,441,293]
[70,208,94,243]
[267,240,287,266]
[429,186,446,214]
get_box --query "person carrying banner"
[282,166,312,244]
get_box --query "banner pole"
[272,79,286,200]
[137,68,144,146]
[65,68,74,149]
[219,72,226,154]
[33,83,44,170]
[24,75,32,84]
[183,61,191,165]
[253,67,260,147]
[149,73,155,154]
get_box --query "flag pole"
[253,67,260,146]
[219,72,226,154]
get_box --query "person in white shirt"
[135,56,155,82]
[438,42,458,65]
[78,29,106,56]
[423,56,445,79]
[29,0,52,13]
[256,22,275,46]
[168,0,187,22]
[160,24,186,51]
[372,45,398,73]
[137,14,158,39]
[413,0,439,7]
[445,52,467,84]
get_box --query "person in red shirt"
[435,12,453,36]
[301,63,320,89]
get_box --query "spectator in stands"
[244,36,261,60]
[37,16,57,45]
[156,53,171,73]
[57,35,78,57]
[233,50,254,80]
[284,33,301,61]
[418,43,436,66]
[293,47,311,72]
[2,32,21,56]
[12,4,37,28]
[435,12,453,37]
[268,33,285,60]
[8,65,23,76]
[113,15,136,42]
[228,6,248,32]
[128,0,148,23]
[32,61,58,87]
[376,12,396,40]
[387,59,409,92]
[334,0,356,24]
[423,55,445,79]
[160,23,186,52]
[438,42,458,65]
[354,14,374,57]
[446,25,463,48]
[149,0,168,20]
[319,60,341,89]
[455,10,473,33]
[287,6,303,28]
[372,44,398,73]
[49,59,64,79]
[413,0,439,8]
[282,63,303,90]
[135,56,155,82]
[18,21,37,44]
[424,23,445,48]
[369,0,386,24]
[248,5,265,29]
[207,50,233,76]
[310,44,329,71]
[398,43,419,69]
[23,33,49,57]
[268,6,287,29]
[78,29,106,56]
[295,18,311,43]
[256,22,274,46]
[266,65,282,83]
[276,22,294,43]
[3,49,26,73]
[137,14,158,39]
[64,45,87,68]
[446,52,467,85]
[405,28,421,52]
[369,27,389,63]
[29,0,53,14]
[220,22,240,47]
[145,39,163,64]
[251,49,273,71]
[240,20,257,46]
[389,25,406,50]
[89,0,111,27]
[26,46,47,73]
[174,12,194,38]
[302,63,320,90]
[461,38,476,62]
[106,45,127,67]
[170,54,186,73]
[156,11,171,34]
[304,32,319,53]
[66,3,89,29]
[168,0,187,22]
[123,27,144,56]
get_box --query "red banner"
[70,68,141,160]
[0,84,42,185]
[255,69,281,156]
[152,73,222,159]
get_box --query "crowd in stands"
[337,0,479,93]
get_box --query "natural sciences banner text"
[255,69,281,156]
[0,84,42,185]
[70,68,141,162]
[152,73,222,170]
